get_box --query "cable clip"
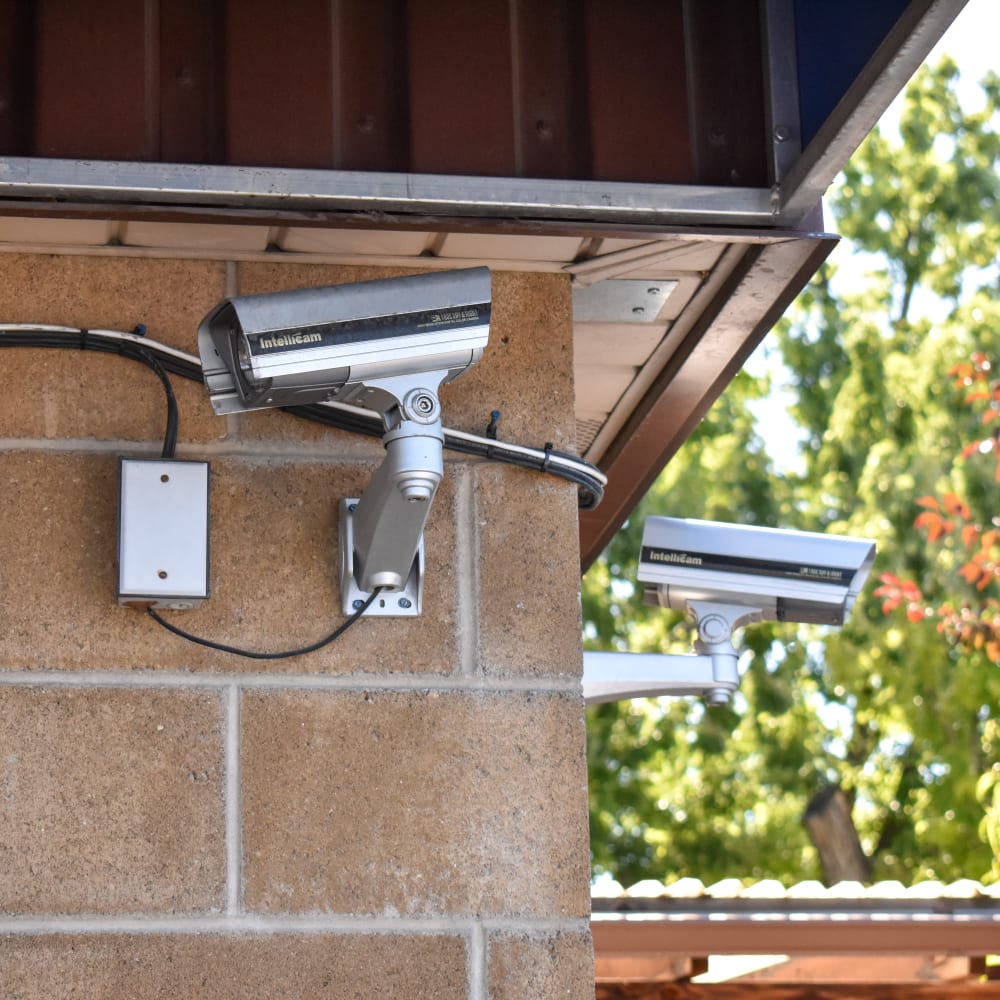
[486,409,501,440]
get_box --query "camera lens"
[236,333,253,375]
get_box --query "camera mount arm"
[338,370,449,616]
[582,602,761,706]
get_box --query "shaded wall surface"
[0,254,593,998]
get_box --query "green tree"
[585,57,1000,887]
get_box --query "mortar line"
[456,464,480,678]
[0,437,475,462]
[0,671,580,695]
[0,915,493,936]
[479,916,591,933]
[225,684,243,917]
[468,920,487,1000]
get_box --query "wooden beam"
[596,984,1000,999]
[592,916,1000,957]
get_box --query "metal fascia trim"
[0,156,775,226]
[777,0,970,223]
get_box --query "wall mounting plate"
[339,498,423,616]
[572,279,678,323]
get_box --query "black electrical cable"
[0,327,182,459]
[0,325,606,508]
[146,586,382,660]
[135,347,179,459]
[285,402,607,509]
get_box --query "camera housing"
[198,267,491,415]
[639,516,876,626]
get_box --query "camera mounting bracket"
[338,370,448,616]
[582,601,762,707]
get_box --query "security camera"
[638,516,876,626]
[196,267,492,616]
[198,267,490,416]
[583,517,875,707]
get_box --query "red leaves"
[879,353,1000,664]
[914,510,953,542]
[873,573,926,621]
[942,493,971,519]
[962,523,981,549]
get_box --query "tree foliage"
[585,57,1000,887]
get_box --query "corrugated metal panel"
[33,0,150,160]
[593,875,1000,910]
[160,0,224,164]
[0,0,772,187]
[224,0,334,168]
[0,0,33,155]
[582,0,694,184]
[684,0,768,187]
[332,0,409,172]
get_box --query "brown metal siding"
[0,0,768,187]
[224,0,334,168]
[159,0,224,164]
[33,0,150,160]
[0,1,34,155]
[332,0,410,172]
[685,0,769,186]
[583,0,694,184]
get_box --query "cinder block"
[0,452,460,673]
[0,688,225,913]
[242,691,591,917]
[0,934,468,998]
[488,930,595,1000]
[448,270,576,449]
[0,254,227,445]
[474,464,583,678]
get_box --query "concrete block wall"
[0,254,594,997]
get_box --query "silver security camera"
[639,516,875,626]
[198,267,491,415]
[197,267,492,617]
[584,517,875,707]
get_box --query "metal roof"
[592,877,1000,993]
[592,877,1000,965]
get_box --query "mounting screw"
[774,125,791,143]
[157,570,168,580]
[352,599,365,610]
[404,388,439,423]
[632,306,645,315]
[160,474,170,483]
[348,503,357,512]
[398,597,412,609]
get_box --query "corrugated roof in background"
[593,876,1000,912]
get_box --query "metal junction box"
[117,459,210,609]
